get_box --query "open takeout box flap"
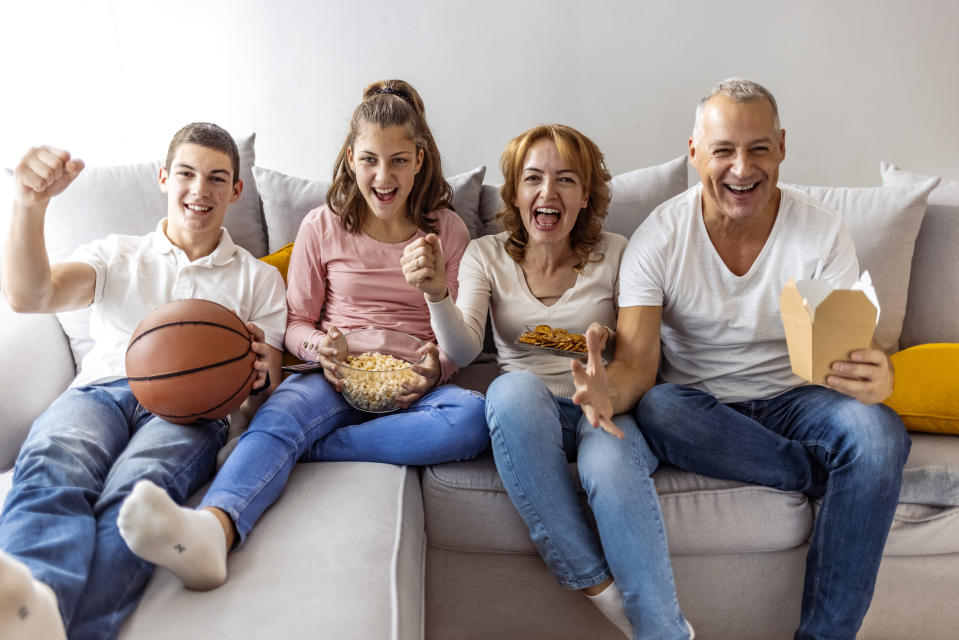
[779,276,878,384]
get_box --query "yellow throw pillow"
[259,243,303,373]
[259,242,294,283]
[886,343,959,434]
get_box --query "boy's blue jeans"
[0,379,228,640]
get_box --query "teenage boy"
[0,123,287,640]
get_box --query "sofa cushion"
[476,155,689,240]
[830,433,959,557]
[804,433,959,559]
[786,178,939,352]
[885,344,959,435]
[422,450,813,557]
[254,165,487,252]
[881,163,959,347]
[46,134,265,368]
[120,462,425,639]
[898,431,959,507]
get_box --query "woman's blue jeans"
[635,383,910,640]
[486,371,689,640]
[200,373,488,545]
[0,380,228,640]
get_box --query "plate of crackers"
[515,324,589,358]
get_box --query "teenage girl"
[116,79,489,589]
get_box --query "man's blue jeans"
[635,383,910,640]
[486,371,690,640]
[201,373,488,546]
[0,380,228,640]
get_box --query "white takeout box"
[779,273,879,384]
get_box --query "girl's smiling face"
[348,121,424,224]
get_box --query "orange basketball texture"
[125,299,256,425]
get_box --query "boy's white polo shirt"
[69,220,287,388]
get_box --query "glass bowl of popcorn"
[332,328,427,413]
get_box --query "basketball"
[125,299,256,425]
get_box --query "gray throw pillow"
[254,165,487,252]
[477,155,689,240]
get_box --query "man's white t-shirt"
[69,221,288,388]
[619,184,860,403]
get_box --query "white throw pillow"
[254,165,487,252]
[477,155,689,239]
[880,163,959,347]
[786,178,939,352]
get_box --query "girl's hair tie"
[375,86,412,103]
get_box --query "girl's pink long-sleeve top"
[284,205,470,382]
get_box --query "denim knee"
[486,370,543,406]
[636,382,695,413]
[826,399,911,477]
[485,371,556,436]
[15,430,110,490]
[442,386,490,460]
[578,414,657,490]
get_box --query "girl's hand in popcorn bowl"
[332,328,428,413]
[394,341,441,409]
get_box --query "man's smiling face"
[689,94,786,226]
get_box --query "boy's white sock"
[0,551,67,640]
[118,480,228,590]
[586,580,632,638]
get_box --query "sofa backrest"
[882,163,959,348]
[4,131,953,371]
[38,133,267,262]
[475,155,690,239]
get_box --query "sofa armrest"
[0,299,75,470]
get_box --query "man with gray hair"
[572,78,908,638]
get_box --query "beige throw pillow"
[880,163,959,347]
[786,178,939,352]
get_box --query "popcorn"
[338,351,418,412]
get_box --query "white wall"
[2,0,957,187]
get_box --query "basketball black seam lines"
[127,319,250,352]
[152,367,257,420]
[125,347,252,382]
[126,320,252,382]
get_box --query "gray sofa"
[1,136,957,639]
